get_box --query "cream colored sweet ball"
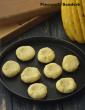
[56,77,77,94]
[37,47,55,63]
[62,55,79,72]
[27,83,47,99]
[16,46,35,61]
[44,63,62,79]
[21,67,41,83]
[2,60,20,78]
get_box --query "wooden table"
[0,14,85,110]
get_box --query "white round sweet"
[62,55,79,72]
[21,67,41,83]
[27,83,47,99]
[16,46,35,61]
[44,63,62,79]
[2,60,20,78]
[37,47,55,63]
[56,77,77,93]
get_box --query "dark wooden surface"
[0,14,85,110]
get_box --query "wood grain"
[0,15,52,43]
[1,14,85,110]
[0,0,61,25]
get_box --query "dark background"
[0,13,85,110]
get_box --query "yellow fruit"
[71,0,84,42]
[76,0,85,40]
[61,0,75,41]
[82,0,85,16]
[61,0,85,43]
